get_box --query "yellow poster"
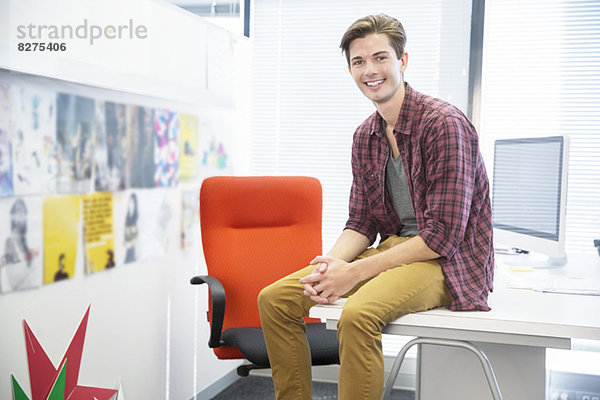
[179,113,199,182]
[43,195,80,284]
[82,192,115,273]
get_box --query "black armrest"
[190,275,226,348]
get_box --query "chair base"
[237,363,269,377]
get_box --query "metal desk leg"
[382,337,503,400]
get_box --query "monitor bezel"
[492,135,569,260]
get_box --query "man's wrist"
[349,258,372,282]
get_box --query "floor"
[210,375,415,399]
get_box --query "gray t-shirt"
[383,123,419,237]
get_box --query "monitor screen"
[492,136,566,242]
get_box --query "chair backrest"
[200,176,322,359]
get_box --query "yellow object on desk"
[510,265,535,272]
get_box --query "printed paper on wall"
[181,190,199,250]
[154,109,179,187]
[43,194,80,284]
[0,196,43,293]
[199,109,233,179]
[105,101,129,190]
[94,101,128,191]
[93,101,109,192]
[114,190,140,265]
[82,192,115,274]
[139,188,178,259]
[10,85,57,195]
[128,106,154,188]
[179,114,199,182]
[114,189,178,264]
[0,84,14,197]
[56,93,95,193]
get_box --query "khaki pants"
[258,236,451,400]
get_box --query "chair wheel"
[237,365,251,377]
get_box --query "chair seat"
[221,322,340,367]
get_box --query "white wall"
[0,0,248,398]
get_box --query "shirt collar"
[368,82,416,137]
[394,82,416,136]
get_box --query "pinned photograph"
[43,194,80,283]
[10,85,57,195]
[56,93,95,193]
[0,196,43,293]
[82,192,115,273]
[128,106,154,188]
[179,113,199,183]
[114,190,140,265]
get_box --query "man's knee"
[338,302,382,334]
[257,282,278,312]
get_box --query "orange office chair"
[190,176,339,376]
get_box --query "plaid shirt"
[345,83,494,311]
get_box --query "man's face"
[348,33,407,106]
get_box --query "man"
[258,13,494,400]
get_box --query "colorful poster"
[0,84,13,197]
[201,137,228,169]
[43,195,80,283]
[56,93,95,193]
[154,109,179,187]
[199,110,233,179]
[181,190,199,250]
[0,196,43,293]
[10,85,57,195]
[179,114,199,182]
[82,192,115,273]
[128,106,154,188]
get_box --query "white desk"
[309,254,600,400]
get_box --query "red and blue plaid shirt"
[345,83,494,311]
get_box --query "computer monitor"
[492,136,569,268]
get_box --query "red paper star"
[19,305,118,400]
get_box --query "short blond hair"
[340,14,407,66]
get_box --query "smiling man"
[258,14,494,400]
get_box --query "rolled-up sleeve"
[345,155,378,245]
[419,116,478,259]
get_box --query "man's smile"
[365,79,385,87]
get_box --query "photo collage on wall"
[0,71,234,294]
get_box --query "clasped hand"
[299,255,359,304]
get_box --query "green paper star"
[11,375,30,400]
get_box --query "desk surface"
[310,253,600,349]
